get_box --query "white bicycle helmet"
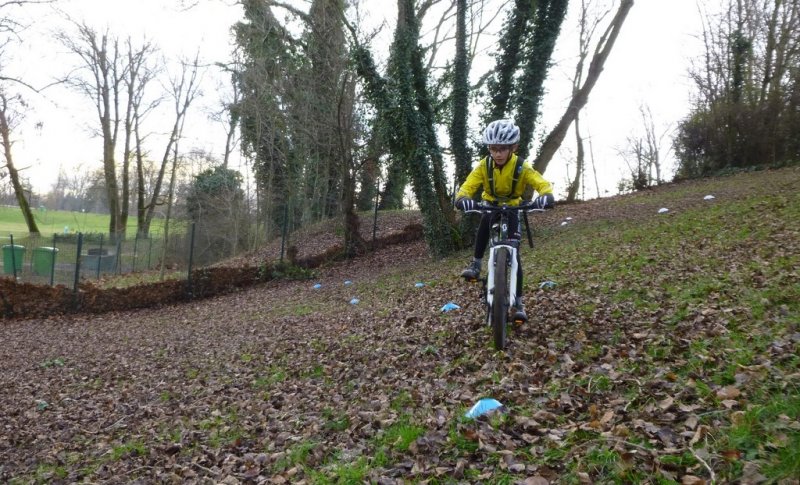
[482,119,520,145]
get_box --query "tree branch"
[533,0,634,174]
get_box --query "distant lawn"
[0,206,165,237]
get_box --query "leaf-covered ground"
[1,168,799,484]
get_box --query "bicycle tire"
[492,247,510,350]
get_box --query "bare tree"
[675,0,800,175]
[0,0,57,233]
[618,104,669,191]
[566,0,611,202]
[534,0,634,174]
[59,23,126,237]
[64,163,95,211]
[132,55,163,238]
[0,89,39,233]
[213,56,242,169]
[0,0,53,28]
[141,54,202,237]
[120,37,158,237]
[0,0,54,90]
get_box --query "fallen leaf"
[523,477,549,485]
[716,386,741,399]
[533,410,558,422]
[612,424,631,438]
[681,475,706,485]
[741,462,767,484]
[659,396,675,410]
[722,449,741,462]
[690,425,710,446]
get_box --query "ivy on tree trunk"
[348,0,459,257]
[514,0,568,161]
[485,0,537,124]
[450,0,475,246]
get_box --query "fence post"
[50,233,57,287]
[115,237,122,275]
[280,204,288,263]
[132,233,139,273]
[74,233,83,294]
[187,222,196,298]
[9,233,18,280]
[96,233,104,279]
[147,235,153,270]
[372,181,380,250]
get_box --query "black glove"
[455,197,476,211]
[532,193,554,209]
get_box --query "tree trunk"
[356,145,380,211]
[485,0,536,123]
[393,0,457,256]
[409,19,456,226]
[159,145,179,281]
[342,161,366,258]
[102,116,121,238]
[451,0,472,188]
[0,96,39,234]
[134,115,148,238]
[378,157,407,210]
[142,56,200,236]
[566,113,584,202]
[347,0,459,255]
[515,0,569,161]
[451,0,476,245]
[120,40,155,240]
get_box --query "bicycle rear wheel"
[492,248,510,350]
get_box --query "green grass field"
[0,206,165,237]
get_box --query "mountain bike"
[465,201,544,350]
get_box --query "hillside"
[1,167,798,484]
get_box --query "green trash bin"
[32,247,59,276]
[2,244,26,275]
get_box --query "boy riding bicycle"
[454,119,554,323]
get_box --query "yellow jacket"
[456,154,553,205]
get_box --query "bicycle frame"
[485,223,519,314]
[466,201,544,349]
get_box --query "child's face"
[488,144,514,165]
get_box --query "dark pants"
[474,211,523,298]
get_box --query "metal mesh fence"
[0,224,197,288]
[0,204,387,289]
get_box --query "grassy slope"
[0,206,166,236]
[1,167,797,484]
[519,172,800,483]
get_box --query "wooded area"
[2,0,797,259]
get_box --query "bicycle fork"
[486,244,519,310]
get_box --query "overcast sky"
[4,0,713,199]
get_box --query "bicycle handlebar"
[464,201,547,214]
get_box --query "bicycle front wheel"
[492,247,510,350]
